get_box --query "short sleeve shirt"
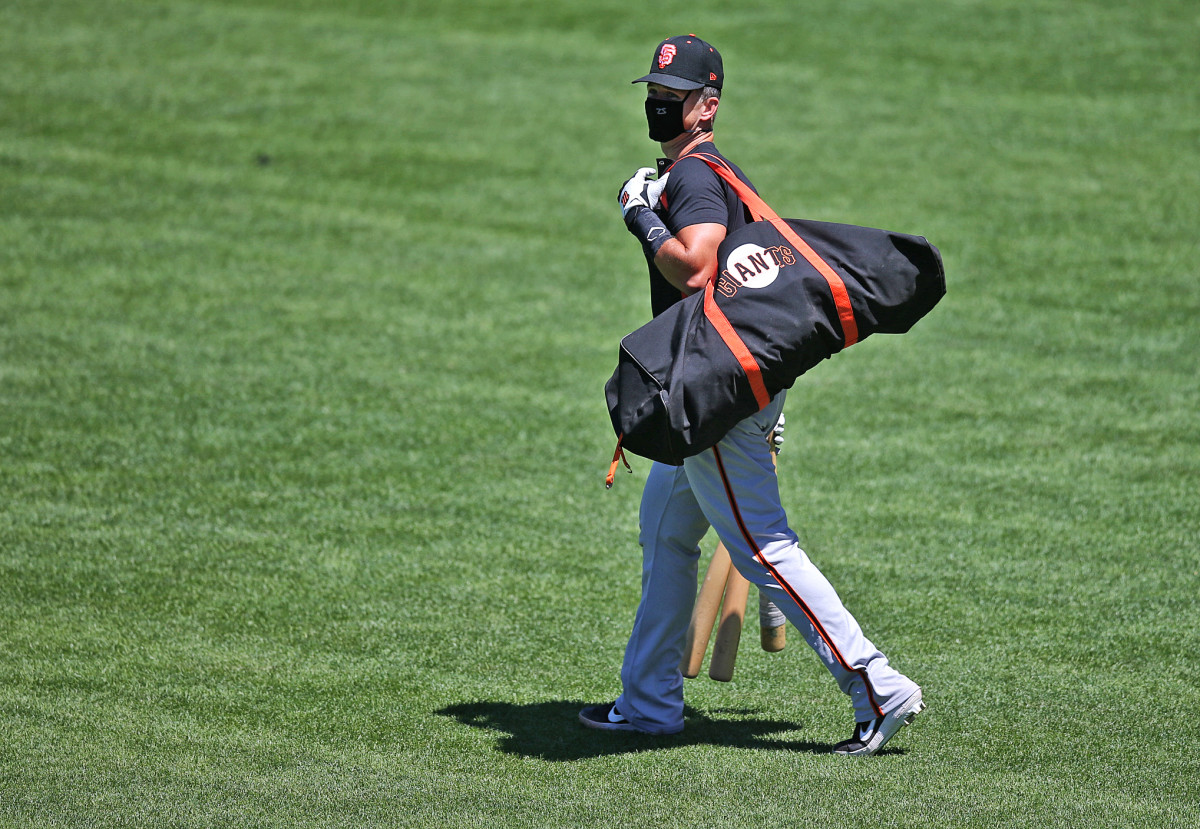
[646,142,758,318]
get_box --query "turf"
[2,0,1198,826]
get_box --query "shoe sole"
[837,689,926,757]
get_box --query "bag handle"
[684,152,860,346]
[703,278,772,410]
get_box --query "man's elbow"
[682,269,715,295]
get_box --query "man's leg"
[682,395,920,724]
[612,461,710,734]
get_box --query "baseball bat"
[759,592,787,652]
[708,563,750,682]
[759,447,787,651]
[680,542,732,678]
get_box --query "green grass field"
[2,0,1198,826]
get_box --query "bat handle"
[759,440,787,652]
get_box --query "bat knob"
[760,624,786,652]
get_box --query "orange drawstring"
[606,434,631,488]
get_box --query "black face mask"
[645,96,687,142]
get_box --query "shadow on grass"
[436,700,841,760]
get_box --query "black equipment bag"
[605,153,945,469]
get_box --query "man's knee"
[638,521,705,561]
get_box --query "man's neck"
[661,130,714,161]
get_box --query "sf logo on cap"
[658,44,676,68]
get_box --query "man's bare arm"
[653,222,727,295]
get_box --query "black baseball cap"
[632,34,723,91]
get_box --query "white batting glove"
[619,168,670,217]
[770,412,786,455]
[619,168,673,258]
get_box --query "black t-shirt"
[646,142,757,318]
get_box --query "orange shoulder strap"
[703,278,771,410]
[685,152,859,346]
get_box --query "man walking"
[579,35,925,756]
